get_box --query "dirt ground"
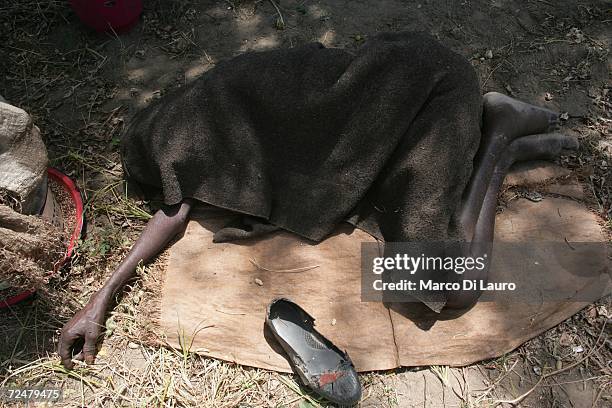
[0,0,610,407]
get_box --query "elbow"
[159,200,191,236]
[175,208,190,227]
[172,206,190,234]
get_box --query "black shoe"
[265,298,362,406]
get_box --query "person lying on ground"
[58,32,577,369]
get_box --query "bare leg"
[459,92,559,239]
[473,133,579,244]
[59,199,193,368]
[446,133,578,309]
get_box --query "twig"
[249,258,319,273]
[494,321,607,405]
[423,372,427,408]
[591,385,605,408]
[268,0,285,29]
[214,308,246,316]
[483,60,505,89]
[533,0,554,6]
[474,360,519,403]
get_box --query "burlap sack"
[0,99,48,214]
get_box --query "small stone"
[572,345,584,353]
[128,342,139,349]
[331,318,337,326]
[559,112,570,121]
[559,332,572,346]
[485,49,493,59]
[525,192,543,202]
[533,366,542,375]
[596,305,610,318]
[584,306,597,322]
[254,278,263,286]
[567,27,584,44]
[544,92,553,101]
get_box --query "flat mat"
[160,176,610,372]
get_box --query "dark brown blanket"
[121,31,482,245]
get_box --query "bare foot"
[505,132,579,161]
[482,91,559,142]
[460,92,560,235]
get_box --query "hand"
[58,291,109,369]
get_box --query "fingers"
[58,331,99,369]
[58,332,77,370]
[82,332,99,365]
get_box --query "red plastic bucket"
[70,0,143,33]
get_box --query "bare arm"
[59,199,193,369]
[98,199,193,301]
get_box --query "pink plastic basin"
[70,0,143,33]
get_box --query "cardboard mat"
[160,177,610,372]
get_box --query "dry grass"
[1,343,327,407]
[1,262,346,407]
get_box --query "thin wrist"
[102,263,135,297]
